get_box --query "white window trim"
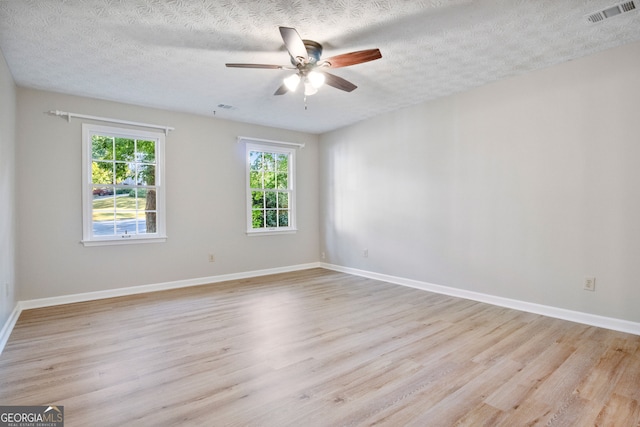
[81,123,167,246]
[245,141,297,236]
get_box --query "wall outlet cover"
[584,277,596,291]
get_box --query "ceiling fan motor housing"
[301,40,323,65]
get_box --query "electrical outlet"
[363,248,368,258]
[321,252,326,260]
[208,254,215,263]
[584,277,595,291]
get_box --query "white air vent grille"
[587,12,605,22]
[620,1,637,11]
[586,1,636,23]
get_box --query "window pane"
[116,194,138,212]
[134,188,148,205]
[250,171,262,189]
[264,153,275,171]
[135,190,147,211]
[116,211,136,234]
[115,162,135,184]
[143,189,156,211]
[249,151,262,171]
[92,191,114,209]
[92,135,113,160]
[128,188,147,210]
[278,210,289,227]
[116,210,137,220]
[265,210,277,227]
[115,187,130,196]
[137,140,156,163]
[276,173,288,189]
[93,208,114,222]
[137,164,156,185]
[252,210,264,228]
[276,154,288,172]
[115,138,135,161]
[115,195,137,212]
[277,192,289,208]
[265,192,277,209]
[135,218,148,234]
[143,211,157,233]
[93,219,115,236]
[93,206,114,236]
[92,162,113,184]
[252,191,264,209]
[264,172,276,189]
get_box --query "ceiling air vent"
[620,0,637,11]
[586,1,636,23]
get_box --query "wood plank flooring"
[1,268,639,426]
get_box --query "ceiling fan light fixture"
[284,73,301,92]
[307,71,325,89]
[304,81,318,96]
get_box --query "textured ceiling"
[1,0,639,134]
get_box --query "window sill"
[81,236,167,247]
[246,229,297,237]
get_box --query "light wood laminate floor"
[1,268,639,426]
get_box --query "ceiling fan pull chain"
[304,94,308,110]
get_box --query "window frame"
[81,123,167,246]
[245,141,297,236]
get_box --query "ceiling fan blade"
[274,84,288,96]
[225,63,287,69]
[279,26,308,64]
[323,49,382,68]
[323,72,357,92]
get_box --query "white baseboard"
[0,262,321,354]
[3,261,638,356]
[19,262,321,310]
[321,263,640,336]
[0,303,21,355]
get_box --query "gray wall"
[319,42,640,322]
[16,89,319,300]
[7,41,640,326]
[0,49,16,326]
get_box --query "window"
[82,124,166,246]
[246,142,296,235]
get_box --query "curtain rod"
[237,136,305,149]
[47,110,175,135]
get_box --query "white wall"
[319,41,640,323]
[16,89,319,300]
[0,49,16,326]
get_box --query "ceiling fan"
[226,26,382,97]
